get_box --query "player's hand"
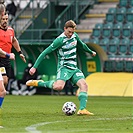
[92,51,96,56]
[9,53,15,60]
[20,54,26,63]
[29,67,36,75]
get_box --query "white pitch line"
[25,117,132,133]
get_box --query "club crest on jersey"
[71,40,77,46]
[65,40,77,49]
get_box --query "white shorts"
[0,73,3,80]
[0,67,6,75]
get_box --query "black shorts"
[0,57,11,77]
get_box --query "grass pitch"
[0,95,132,133]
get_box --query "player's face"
[64,27,75,38]
[1,14,8,29]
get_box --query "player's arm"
[30,38,62,75]
[0,48,15,60]
[12,36,26,63]
[75,33,96,56]
[33,38,62,68]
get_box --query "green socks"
[38,80,55,89]
[78,92,88,110]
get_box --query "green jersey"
[33,32,93,70]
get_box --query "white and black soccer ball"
[62,102,77,116]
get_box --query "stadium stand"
[122,22,133,38]
[129,0,133,7]
[102,23,113,38]
[105,8,116,23]
[118,0,128,8]
[115,7,126,23]
[91,23,103,38]
[119,38,130,55]
[99,38,109,52]
[112,22,122,38]
[108,38,120,55]
[88,0,133,72]
[104,60,115,72]
[126,7,133,23]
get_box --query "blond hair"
[64,20,76,29]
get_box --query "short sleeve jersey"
[0,26,14,53]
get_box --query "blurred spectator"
[6,0,17,22]
[12,61,38,95]
[6,66,15,94]
[17,60,38,94]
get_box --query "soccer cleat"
[26,80,43,87]
[77,109,94,115]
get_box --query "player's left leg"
[76,79,94,115]
[26,67,68,90]
[72,70,94,115]
[26,80,44,86]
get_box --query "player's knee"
[80,83,88,92]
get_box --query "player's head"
[0,12,8,29]
[0,3,5,21]
[64,20,76,38]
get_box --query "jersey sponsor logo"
[64,40,77,49]
[71,38,77,46]
[76,72,83,77]
[0,67,6,74]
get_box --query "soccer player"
[26,20,96,115]
[0,12,26,88]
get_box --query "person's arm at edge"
[0,48,15,60]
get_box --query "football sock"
[0,97,4,108]
[38,80,55,89]
[78,92,88,110]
